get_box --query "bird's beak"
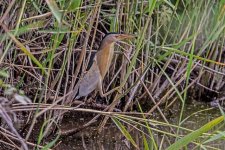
[117,34,135,40]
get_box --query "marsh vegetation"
[0,0,225,149]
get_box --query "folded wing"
[75,61,100,99]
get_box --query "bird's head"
[102,32,135,43]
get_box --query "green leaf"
[142,132,150,150]
[203,131,225,144]
[46,0,62,23]
[148,0,157,16]
[0,21,45,40]
[5,30,47,75]
[167,116,224,150]
[0,70,9,78]
[112,117,138,149]
[42,134,60,150]
[162,46,225,66]
[68,0,81,11]
[37,121,47,145]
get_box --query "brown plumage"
[75,33,134,99]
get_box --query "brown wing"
[76,61,100,98]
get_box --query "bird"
[74,33,134,99]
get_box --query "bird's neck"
[99,40,114,52]
[96,41,115,79]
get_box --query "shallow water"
[54,101,225,150]
[54,111,130,150]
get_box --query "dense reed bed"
[0,0,225,149]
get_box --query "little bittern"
[75,33,134,99]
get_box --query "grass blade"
[112,117,138,149]
[46,0,62,23]
[2,25,46,75]
[167,116,224,150]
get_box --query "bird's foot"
[85,97,96,104]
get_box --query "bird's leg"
[98,79,121,97]
[85,97,93,104]
[99,86,121,97]
[90,90,98,104]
